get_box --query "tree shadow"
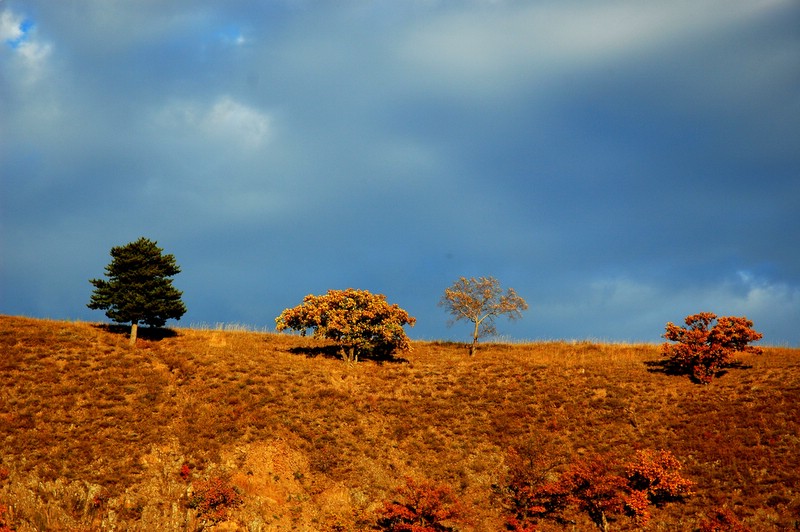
[93,323,178,341]
[287,345,409,364]
[288,345,342,360]
[644,359,754,383]
[644,359,686,377]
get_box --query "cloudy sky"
[2,0,799,345]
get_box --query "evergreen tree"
[88,237,187,344]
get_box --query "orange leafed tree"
[439,276,528,356]
[376,476,463,532]
[625,449,694,505]
[661,312,762,383]
[275,288,415,363]
[502,449,692,531]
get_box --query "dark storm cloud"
[2,0,799,344]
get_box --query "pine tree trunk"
[129,322,138,346]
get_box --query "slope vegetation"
[1,316,798,530]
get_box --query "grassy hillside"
[1,315,798,530]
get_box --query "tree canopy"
[88,237,186,344]
[275,288,415,362]
[440,276,528,356]
[661,312,762,383]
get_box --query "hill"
[1,315,798,530]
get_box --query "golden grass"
[1,315,799,530]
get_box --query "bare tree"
[439,276,528,356]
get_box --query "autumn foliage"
[502,444,570,529]
[625,449,695,504]
[275,288,415,362]
[503,449,693,531]
[699,507,753,532]
[376,477,463,532]
[0,504,12,532]
[188,475,243,525]
[2,316,798,530]
[662,312,762,383]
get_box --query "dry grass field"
[1,315,798,531]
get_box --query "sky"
[1,0,799,345]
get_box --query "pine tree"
[88,237,187,344]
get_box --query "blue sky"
[2,1,799,345]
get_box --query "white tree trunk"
[129,322,138,346]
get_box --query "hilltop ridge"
[1,315,798,530]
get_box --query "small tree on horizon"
[88,237,187,345]
[439,276,528,356]
[275,288,415,363]
[661,312,762,383]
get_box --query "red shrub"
[179,463,191,482]
[502,449,694,531]
[0,504,12,532]
[376,476,462,532]
[91,489,110,510]
[558,454,629,531]
[699,506,752,532]
[662,313,762,383]
[625,449,694,503]
[502,447,569,530]
[189,475,243,524]
[623,489,651,527]
[504,516,539,531]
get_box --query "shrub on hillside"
[502,449,693,531]
[699,506,752,532]
[625,449,694,504]
[376,476,463,532]
[558,454,632,531]
[661,312,762,383]
[0,504,12,532]
[501,446,570,529]
[188,475,243,525]
[276,288,415,362]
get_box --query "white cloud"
[1,9,24,43]
[16,39,51,69]
[398,0,793,95]
[204,97,271,147]
[155,96,272,149]
[1,8,52,83]
[729,271,800,313]
[531,271,800,343]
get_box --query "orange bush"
[188,475,243,524]
[502,449,693,531]
[558,454,630,531]
[0,504,12,532]
[276,288,415,362]
[502,446,569,529]
[625,449,694,503]
[377,476,462,532]
[699,506,752,532]
[662,313,762,383]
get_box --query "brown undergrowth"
[1,315,798,530]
